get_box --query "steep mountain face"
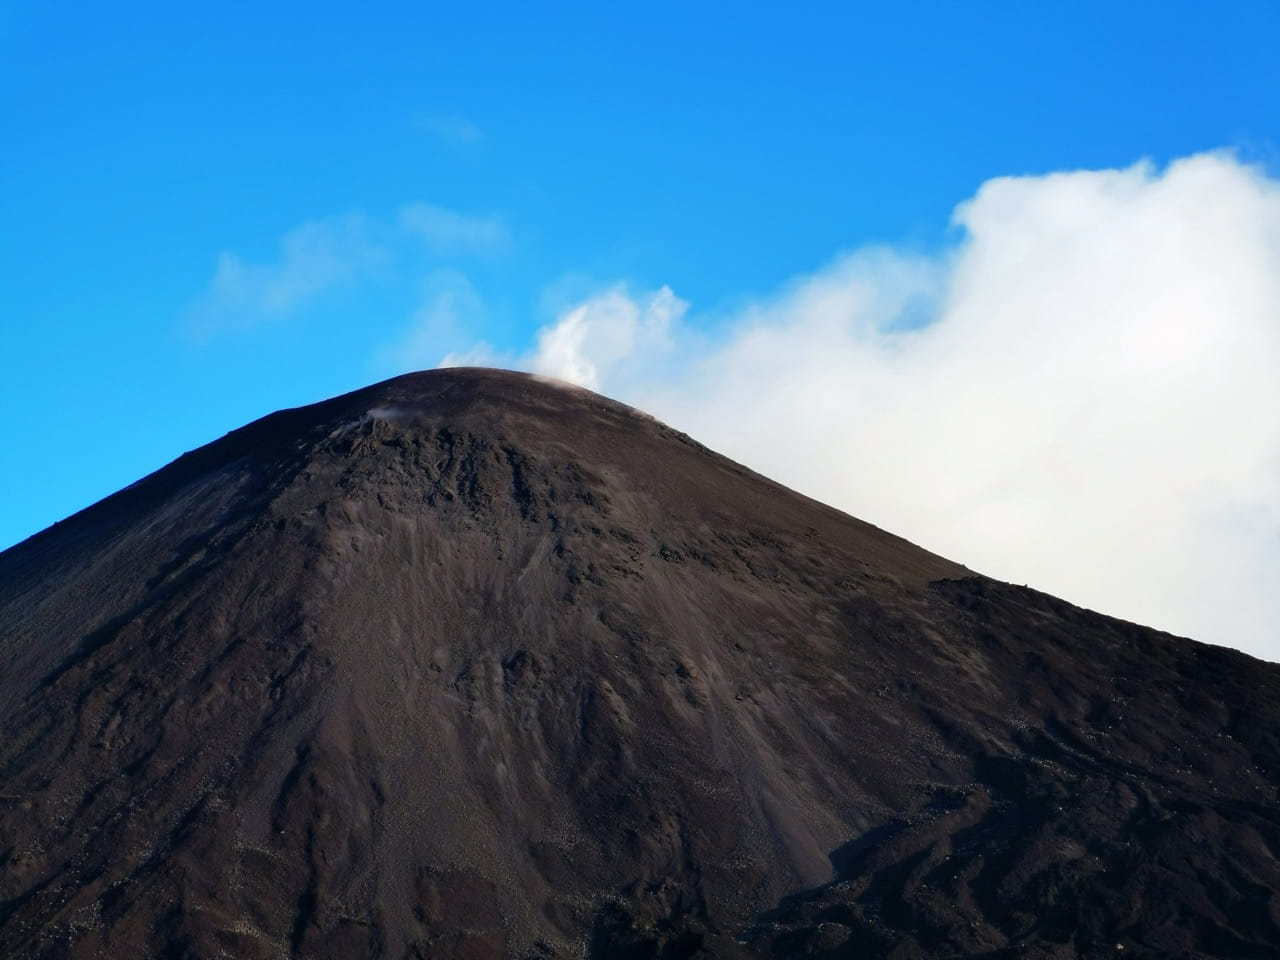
[1,368,1278,960]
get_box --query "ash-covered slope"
[1,368,1278,959]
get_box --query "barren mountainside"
[1,368,1278,959]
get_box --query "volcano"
[1,368,1278,959]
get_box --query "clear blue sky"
[2,1,1278,551]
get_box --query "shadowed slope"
[1,368,1278,959]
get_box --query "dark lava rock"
[1,368,1277,958]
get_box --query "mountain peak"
[2,372,1278,958]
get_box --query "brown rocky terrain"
[1,367,1278,958]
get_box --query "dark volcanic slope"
[2,369,1279,960]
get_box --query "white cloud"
[464,152,1280,660]
[376,270,488,372]
[401,203,510,257]
[189,215,384,335]
[414,115,484,146]
[190,202,512,339]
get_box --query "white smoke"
[517,152,1280,661]
[529,286,686,391]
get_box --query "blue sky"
[4,2,1280,654]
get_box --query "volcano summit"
[1,368,1278,958]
